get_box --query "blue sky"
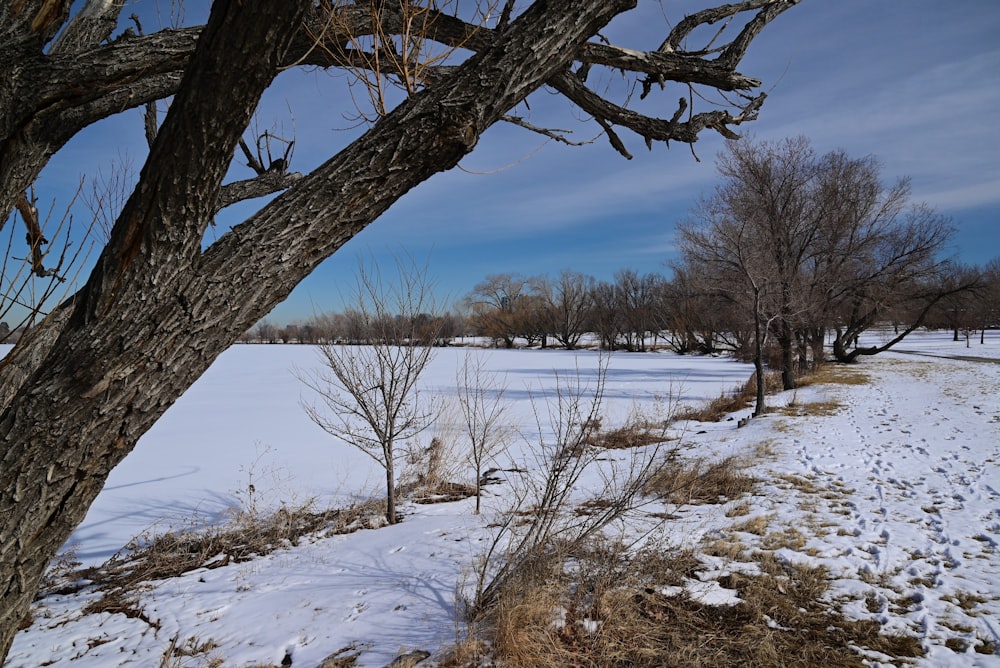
[19,1,1000,324]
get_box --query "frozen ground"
[7,330,1000,667]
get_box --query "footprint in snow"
[344,601,368,622]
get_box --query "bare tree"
[533,270,595,350]
[589,278,624,351]
[976,258,1000,342]
[299,256,439,525]
[823,203,964,362]
[679,201,777,416]
[710,136,822,389]
[465,273,530,348]
[455,352,510,514]
[614,269,667,352]
[0,0,799,656]
[662,263,736,354]
[471,354,672,613]
[680,137,964,383]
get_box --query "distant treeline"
[239,263,999,364]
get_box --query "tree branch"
[76,0,312,321]
[50,0,125,52]
[550,70,766,150]
[578,42,761,92]
[501,115,597,147]
[216,171,304,212]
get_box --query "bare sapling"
[456,351,511,514]
[299,255,440,525]
[470,353,677,615]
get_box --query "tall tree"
[678,196,778,415]
[533,270,595,350]
[465,273,531,348]
[0,0,798,657]
[679,136,965,377]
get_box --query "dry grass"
[761,526,810,551]
[47,496,390,624]
[645,455,757,505]
[776,399,843,417]
[676,359,872,425]
[795,363,869,387]
[678,370,784,423]
[730,515,771,536]
[776,473,824,495]
[725,500,752,518]
[463,537,924,668]
[314,643,367,667]
[677,390,750,423]
[585,421,669,450]
[410,481,477,504]
[159,635,224,667]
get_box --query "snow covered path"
[740,353,1000,666]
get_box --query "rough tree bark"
[0,0,799,658]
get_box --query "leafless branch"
[500,115,597,147]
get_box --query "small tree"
[456,352,510,514]
[471,353,671,613]
[299,257,439,525]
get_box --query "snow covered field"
[7,330,1000,667]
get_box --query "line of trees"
[245,251,997,367]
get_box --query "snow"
[8,331,1000,667]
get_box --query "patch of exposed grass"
[463,536,923,668]
[754,438,779,459]
[314,643,369,667]
[159,635,224,668]
[776,473,825,495]
[678,370,784,423]
[585,421,670,450]
[731,515,770,536]
[976,638,999,655]
[645,455,757,505]
[725,500,752,518]
[410,481,477,504]
[776,400,844,417]
[796,364,870,387]
[942,590,988,612]
[703,535,750,561]
[678,390,751,423]
[761,526,809,551]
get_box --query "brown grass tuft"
[645,455,757,505]
[469,536,923,668]
[585,421,669,450]
[679,370,783,422]
[796,363,869,387]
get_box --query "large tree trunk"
[0,0,634,657]
[0,0,314,652]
